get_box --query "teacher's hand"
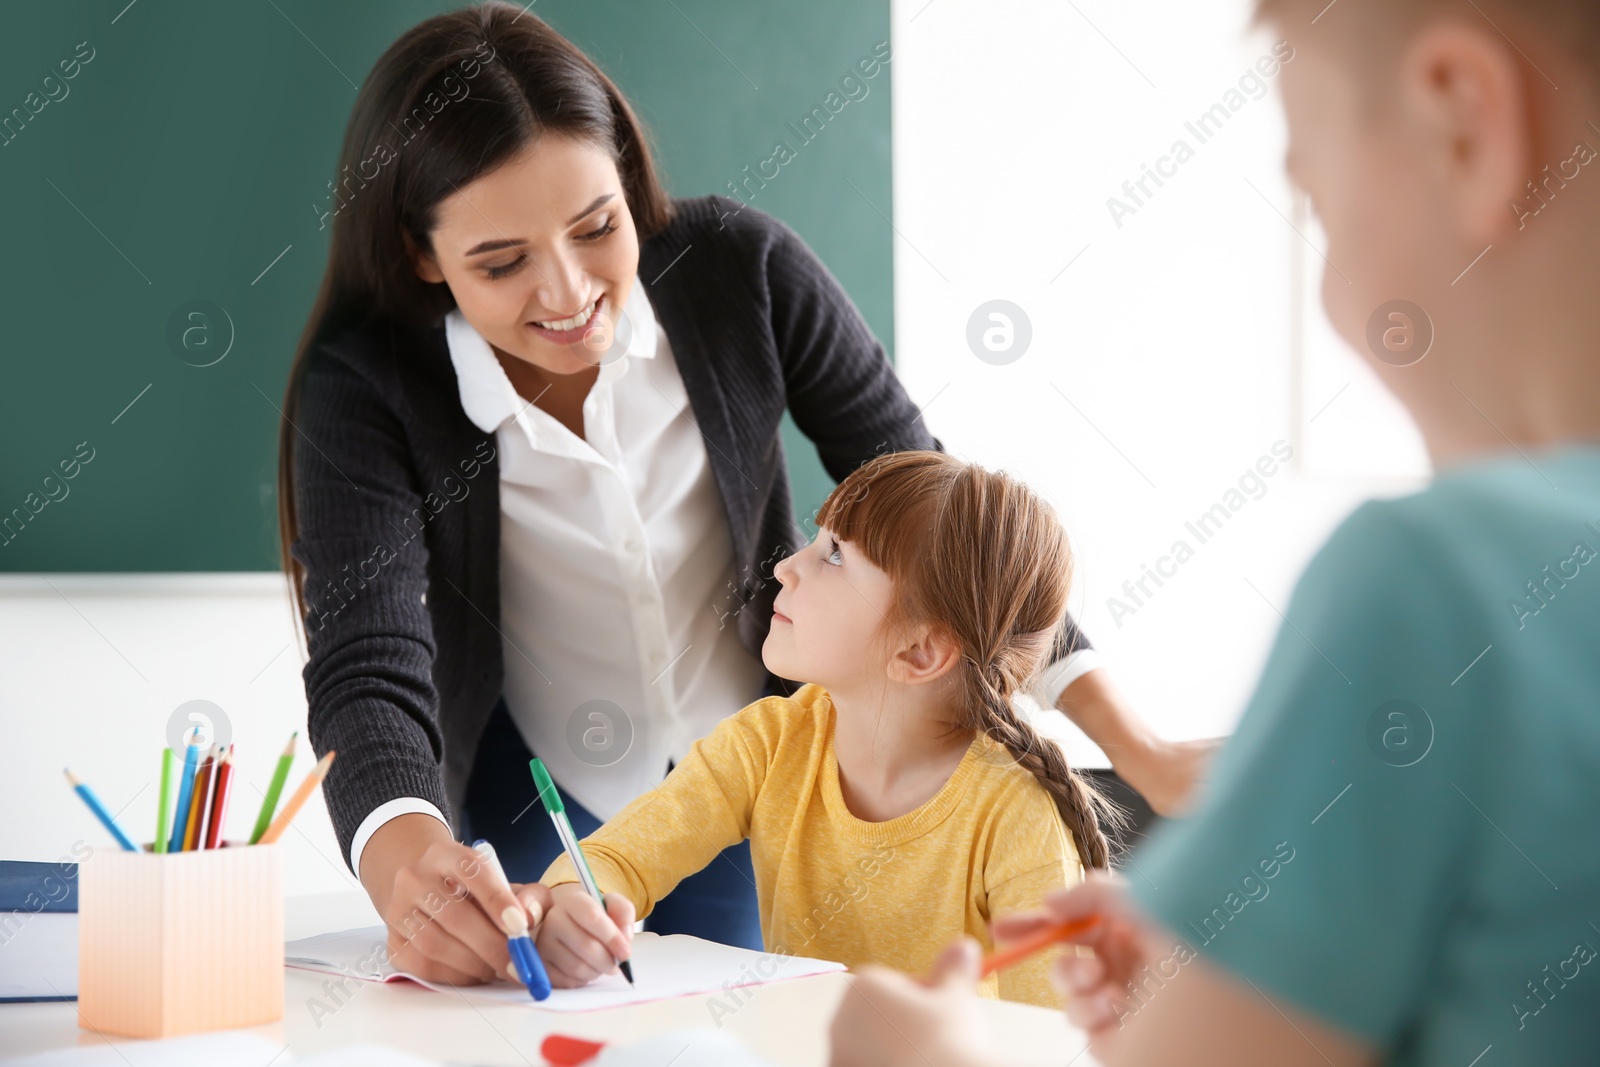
[1115,736,1222,817]
[360,812,552,985]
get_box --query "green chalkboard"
[0,0,892,572]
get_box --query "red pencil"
[980,916,1102,978]
[204,745,235,849]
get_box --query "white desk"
[1,893,1094,1066]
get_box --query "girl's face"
[411,133,641,378]
[764,526,898,691]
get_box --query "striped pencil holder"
[77,842,283,1038]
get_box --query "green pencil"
[154,747,175,854]
[249,732,297,844]
[530,757,634,984]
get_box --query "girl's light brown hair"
[815,450,1123,871]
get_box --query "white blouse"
[349,279,767,877]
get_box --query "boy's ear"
[1399,21,1530,244]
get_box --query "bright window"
[891,0,1428,754]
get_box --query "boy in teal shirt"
[830,1,1600,1064]
[1110,448,1600,1062]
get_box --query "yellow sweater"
[542,682,1085,1006]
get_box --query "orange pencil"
[183,745,218,851]
[204,745,235,849]
[257,751,335,844]
[980,916,1102,978]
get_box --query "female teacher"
[277,1,1203,986]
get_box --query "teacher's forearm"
[359,811,457,910]
[1054,668,1154,764]
[1053,668,1219,816]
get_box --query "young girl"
[534,450,1119,1006]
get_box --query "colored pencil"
[154,747,175,854]
[249,732,297,845]
[63,769,137,852]
[195,743,224,848]
[979,916,1102,978]
[183,745,218,852]
[256,750,335,844]
[167,729,205,853]
[204,745,235,849]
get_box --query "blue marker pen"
[471,839,551,1001]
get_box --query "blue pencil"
[168,730,204,852]
[63,769,137,852]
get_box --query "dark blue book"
[0,859,79,1002]
[0,859,78,912]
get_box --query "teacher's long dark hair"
[275,1,673,626]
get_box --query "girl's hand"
[828,938,1000,1067]
[360,813,553,986]
[535,882,636,987]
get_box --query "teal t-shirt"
[1131,444,1600,1065]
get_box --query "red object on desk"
[540,1034,605,1065]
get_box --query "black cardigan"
[290,195,1091,869]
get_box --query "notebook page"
[285,926,846,1012]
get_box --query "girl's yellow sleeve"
[980,779,1085,1007]
[540,703,771,916]
[986,860,1082,1006]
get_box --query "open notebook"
[285,925,846,1012]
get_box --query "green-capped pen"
[529,757,634,984]
[250,731,297,844]
[154,747,174,853]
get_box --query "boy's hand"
[535,882,635,987]
[828,939,1000,1067]
[990,873,1152,1038]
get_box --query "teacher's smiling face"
[410,133,641,378]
